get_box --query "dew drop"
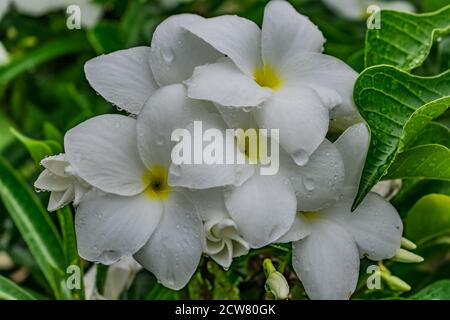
[303,177,315,191]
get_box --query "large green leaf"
[405,194,450,244]
[352,65,450,209]
[365,5,450,69]
[0,275,37,300]
[11,128,62,165]
[0,157,66,298]
[411,280,450,300]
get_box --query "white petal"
[75,193,163,265]
[184,15,262,75]
[276,213,310,243]
[292,219,359,300]
[48,188,75,211]
[204,218,250,268]
[84,47,158,115]
[134,192,203,290]
[103,257,142,300]
[137,84,209,167]
[150,14,221,86]
[169,113,254,189]
[224,174,296,248]
[280,53,358,118]
[334,122,370,194]
[13,0,58,16]
[323,192,403,260]
[261,0,325,68]
[65,115,147,196]
[40,154,69,176]
[254,87,329,166]
[280,139,345,211]
[184,188,228,222]
[215,103,258,129]
[186,59,272,108]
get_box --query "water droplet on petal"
[161,47,175,65]
[293,149,309,166]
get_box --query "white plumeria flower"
[64,84,227,290]
[169,113,346,249]
[278,123,403,300]
[188,188,250,269]
[182,0,359,165]
[321,0,416,21]
[84,14,221,115]
[34,154,90,211]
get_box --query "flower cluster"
[36,0,409,299]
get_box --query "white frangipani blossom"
[84,14,221,115]
[64,84,221,290]
[34,154,90,211]
[170,113,346,249]
[321,0,416,21]
[182,0,359,165]
[278,123,403,300]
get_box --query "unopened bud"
[380,272,411,292]
[392,248,424,263]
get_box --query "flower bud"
[401,237,417,250]
[263,259,289,300]
[392,248,424,263]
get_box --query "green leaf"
[352,65,450,209]
[384,144,450,180]
[0,156,66,298]
[0,34,89,87]
[0,275,37,300]
[11,128,62,165]
[365,5,450,69]
[405,194,450,244]
[411,280,450,300]
[43,122,64,146]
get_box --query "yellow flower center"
[253,64,282,90]
[302,211,319,221]
[142,165,171,200]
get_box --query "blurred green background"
[0,0,449,300]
